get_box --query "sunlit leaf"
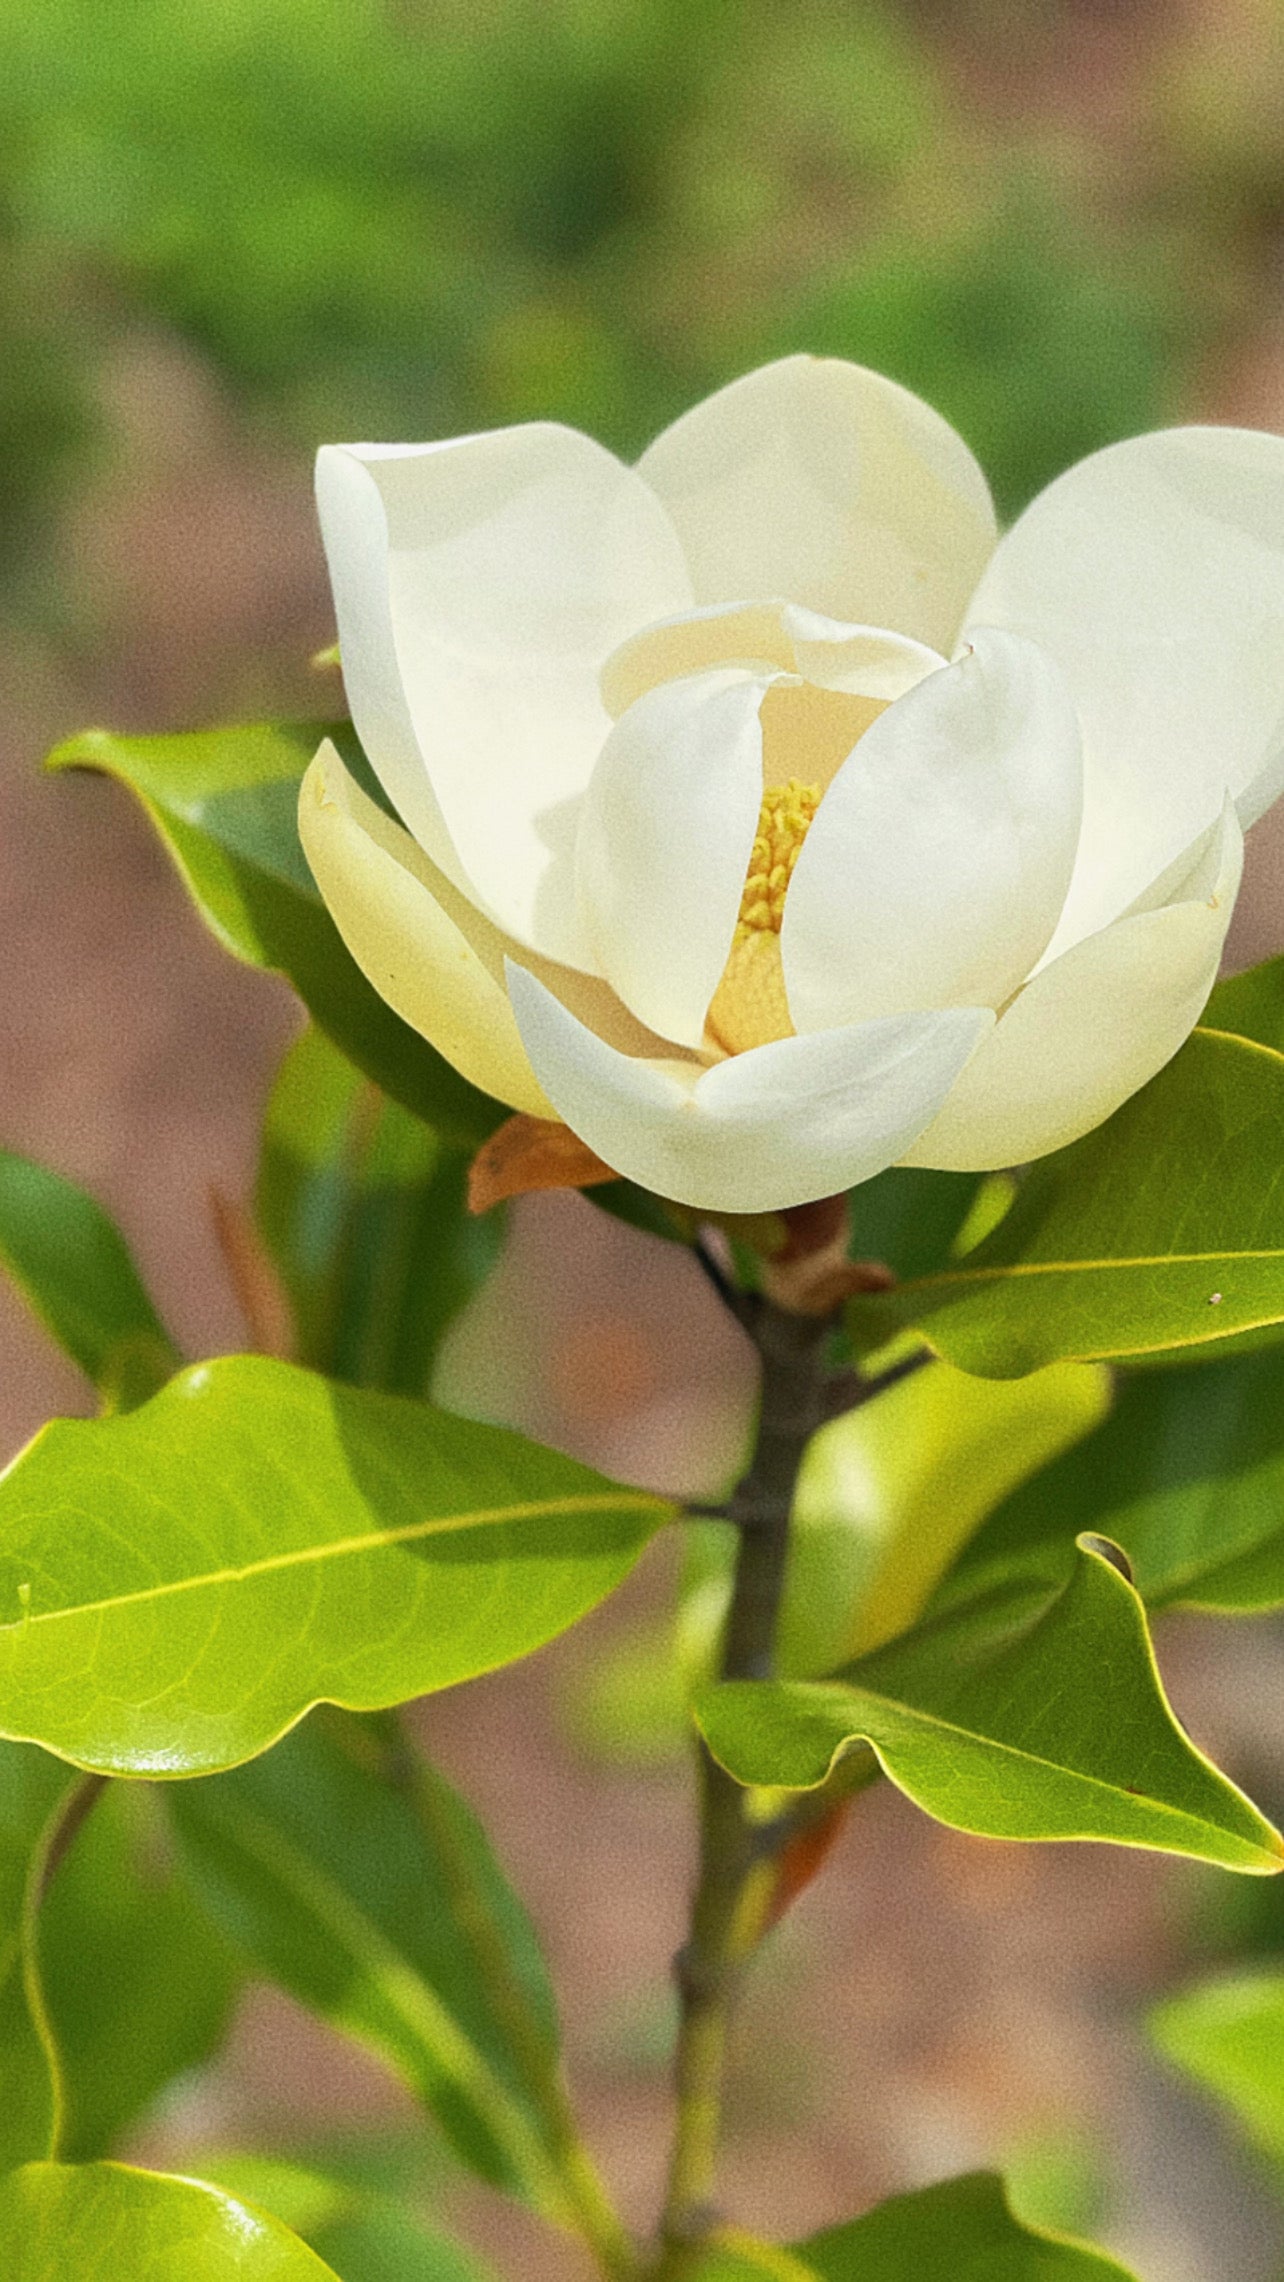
[779,1358,1110,1673]
[0,2161,342,2279]
[167,1713,565,2205]
[40,1781,240,2160]
[256,1028,501,1396]
[849,1031,1284,1375]
[48,722,499,1148]
[0,1354,670,1776]
[1150,1969,1284,2168]
[696,1541,1281,1870]
[0,1152,176,1411]
[936,1345,1284,1617]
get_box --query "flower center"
[705,778,820,1057]
[733,777,821,942]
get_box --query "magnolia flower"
[300,356,1284,1213]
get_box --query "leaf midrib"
[0,1492,667,1636]
[177,1791,565,2217]
[899,1246,1284,1298]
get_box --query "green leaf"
[0,1745,75,2167]
[0,1152,176,1410]
[0,1354,670,1776]
[845,1165,988,1282]
[695,1540,1283,1871]
[199,2153,501,2282]
[849,1030,1284,1376]
[40,1780,240,2159]
[166,1712,565,2205]
[49,722,499,1149]
[695,2175,1135,2278]
[1204,954,1284,1054]
[0,2161,343,2278]
[797,2171,1136,2277]
[1150,1969,1284,2168]
[256,1028,502,1396]
[937,1344,1284,1618]
[779,1359,1110,1673]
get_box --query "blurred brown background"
[8,2,1284,2273]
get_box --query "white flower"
[300,355,1284,1214]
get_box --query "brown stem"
[656,1302,832,2272]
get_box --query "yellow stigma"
[706,779,821,1056]
[734,778,821,941]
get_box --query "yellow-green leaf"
[0,1356,670,1777]
[696,1541,1282,1871]
[0,2161,342,2279]
[780,1358,1109,1672]
[849,1030,1284,1376]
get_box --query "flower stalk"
[656,1299,835,2274]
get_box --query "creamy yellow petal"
[964,424,1284,951]
[782,630,1082,1028]
[507,954,992,1214]
[315,427,692,967]
[901,801,1243,1171]
[637,355,997,652]
[300,742,674,1121]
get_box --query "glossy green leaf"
[0,2161,342,2279]
[196,2153,499,2282]
[40,1781,240,2159]
[696,1540,1282,1870]
[0,1744,75,2167]
[256,1028,501,1397]
[848,1030,1284,1376]
[0,1354,670,1776]
[696,2174,1135,2278]
[937,1344,1284,1617]
[167,1712,566,2204]
[1150,1969,1284,2168]
[779,1358,1110,1673]
[0,1151,176,1410]
[49,722,499,1148]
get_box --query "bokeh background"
[8,3,1284,2275]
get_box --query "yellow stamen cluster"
[734,778,821,941]
[705,780,821,1058]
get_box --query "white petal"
[783,630,1083,1029]
[576,668,771,1047]
[298,742,666,1119]
[779,608,947,697]
[506,959,994,1214]
[964,425,1284,951]
[315,426,692,967]
[637,355,997,652]
[600,600,943,718]
[901,801,1244,1171]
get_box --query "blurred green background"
[6,0,1284,596]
